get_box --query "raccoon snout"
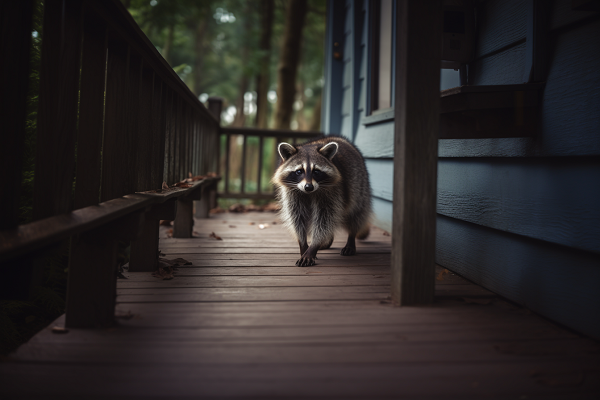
[305,183,314,192]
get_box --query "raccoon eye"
[313,170,321,176]
[295,169,303,175]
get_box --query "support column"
[391,0,442,305]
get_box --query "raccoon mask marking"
[272,137,372,267]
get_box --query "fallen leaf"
[162,181,169,190]
[167,228,173,238]
[436,268,450,281]
[174,182,191,188]
[52,326,69,334]
[229,225,237,228]
[249,222,255,225]
[209,232,223,240]
[159,220,172,226]
[382,231,391,236]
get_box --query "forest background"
[124,0,327,131]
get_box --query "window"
[369,0,394,115]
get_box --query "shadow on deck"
[1,212,599,399]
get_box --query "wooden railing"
[0,0,220,328]
[219,127,322,200]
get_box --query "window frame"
[366,0,396,120]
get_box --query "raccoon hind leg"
[319,236,334,250]
[340,234,357,256]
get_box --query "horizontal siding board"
[436,215,600,340]
[470,42,527,85]
[437,159,600,254]
[445,9,599,158]
[340,115,352,136]
[439,138,536,158]
[551,0,599,30]
[372,196,392,234]
[475,0,527,58]
[540,19,600,156]
[366,159,394,201]
[354,120,394,158]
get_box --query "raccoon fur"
[271,136,372,267]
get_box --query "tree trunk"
[162,23,174,65]
[192,19,209,96]
[274,0,308,130]
[255,0,274,129]
[310,92,322,131]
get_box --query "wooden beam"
[391,0,442,306]
[0,0,33,230]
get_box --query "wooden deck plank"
[2,361,598,399]
[2,212,599,399]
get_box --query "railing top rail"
[90,0,218,126]
[221,127,323,139]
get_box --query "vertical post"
[0,0,33,230]
[66,228,118,328]
[75,12,107,209]
[33,0,82,220]
[207,97,223,174]
[257,136,264,194]
[173,196,193,238]
[391,0,442,306]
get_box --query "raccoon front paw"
[296,257,316,267]
[340,246,356,256]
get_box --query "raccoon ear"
[318,142,338,160]
[278,142,297,161]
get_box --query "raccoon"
[271,136,372,267]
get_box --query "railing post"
[207,97,223,210]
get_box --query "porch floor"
[1,212,599,399]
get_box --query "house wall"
[324,0,600,339]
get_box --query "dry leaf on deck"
[382,231,391,236]
[162,181,169,190]
[209,232,223,240]
[229,225,236,228]
[436,268,450,281]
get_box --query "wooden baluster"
[257,136,264,195]
[74,12,107,209]
[241,134,247,194]
[0,0,35,300]
[102,40,129,201]
[0,0,33,230]
[129,68,160,272]
[33,0,82,221]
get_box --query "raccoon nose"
[305,183,314,192]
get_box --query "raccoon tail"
[356,224,370,240]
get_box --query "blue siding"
[324,0,600,338]
[437,215,600,339]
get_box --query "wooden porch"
[2,211,599,398]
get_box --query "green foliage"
[123,0,326,129]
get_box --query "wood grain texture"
[0,0,33,229]
[75,14,107,209]
[437,158,600,254]
[391,0,441,305]
[3,212,600,398]
[33,0,82,220]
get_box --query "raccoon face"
[275,142,339,194]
